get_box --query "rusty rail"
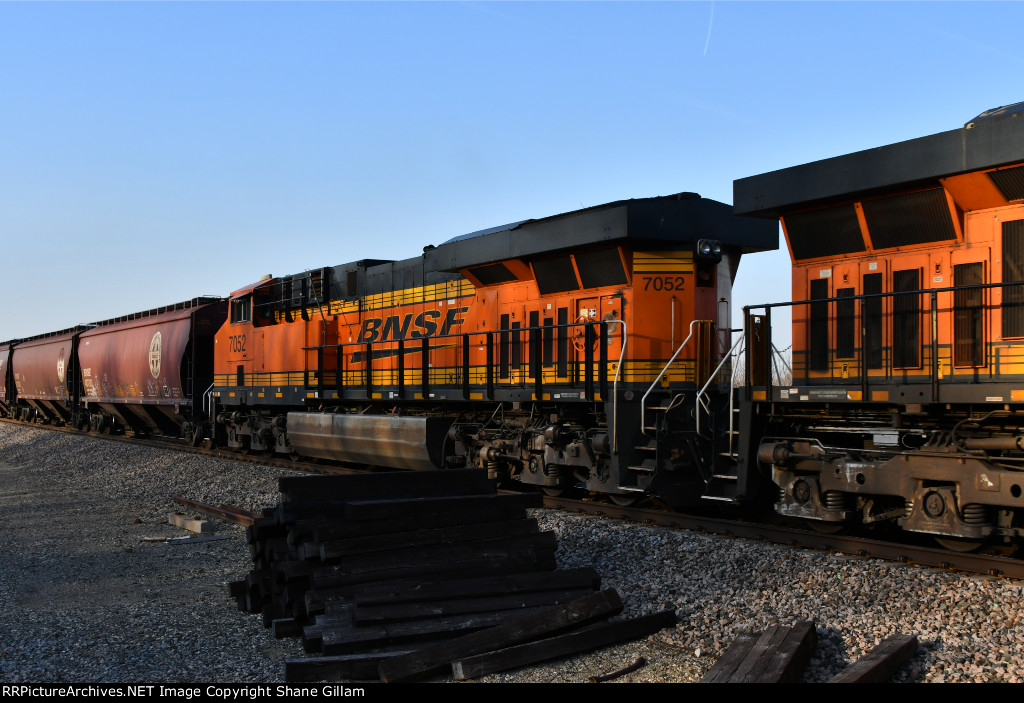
[174,496,258,526]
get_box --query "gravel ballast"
[2,422,1023,683]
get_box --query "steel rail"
[540,494,1024,579]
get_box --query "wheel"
[803,519,845,534]
[934,536,985,553]
[609,493,639,507]
[542,487,564,497]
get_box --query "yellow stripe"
[633,251,694,273]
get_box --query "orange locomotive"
[210,193,777,505]
[735,101,1024,548]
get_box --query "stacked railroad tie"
[229,469,677,682]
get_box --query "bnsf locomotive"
[208,193,775,507]
[6,102,1024,550]
[736,101,1024,549]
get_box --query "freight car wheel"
[934,537,985,553]
[542,487,564,497]
[609,494,639,507]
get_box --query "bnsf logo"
[358,307,469,343]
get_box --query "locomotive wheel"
[934,536,985,553]
[609,493,639,507]
[803,519,845,534]
[542,487,564,497]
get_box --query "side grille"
[863,188,957,249]
[784,204,865,261]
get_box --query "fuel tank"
[286,412,453,470]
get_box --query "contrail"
[704,1,715,56]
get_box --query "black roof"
[734,102,1024,218]
[425,192,778,272]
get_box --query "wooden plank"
[302,562,564,617]
[752,620,816,683]
[308,499,534,541]
[377,588,624,683]
[700,633,755,682]
[354,567,601,605]
[302,606,354,653]
[729,625,790,682]
[828,634,919,683]
[278,469,494,500]
[319,518,540,561]
[271,618,304,638]
[277,488,533,523]
[308,534,557,589]
[169,512,214,534]
[321,607,556,655]
[451,609,677,680]
[342,492,543,521]
[286,652,415,682]
[352,588,595,625]
[246,517,285,543]
[699,622,816,683]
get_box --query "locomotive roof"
[425,192,778,272]
[734,101,1024,217]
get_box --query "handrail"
[303,318,625,420]
[605,319,627,455]
[743,277,1014,398]
[202,382,216,423]
[641,320,700,437]
[695,330,745,438]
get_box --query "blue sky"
[2,1,1022,338]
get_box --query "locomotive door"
[860,260,887,384]
[601,294,625,367]
[497,300,526,386]
[573,295,623,391]
[831,261,859,384]
[806,271,831,380]
[890,253,929,384]
[949,248,989,381]
[574,296,600,357]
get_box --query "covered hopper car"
[3,298,227,441]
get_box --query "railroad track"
[5,417,1024,580]
[542,494,1024,579]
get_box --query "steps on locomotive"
[701,406,745,503]
[628,394,671,474]
[626,458,658,473]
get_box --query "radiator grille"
[784,204,865,261]
[863,188,957,249]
